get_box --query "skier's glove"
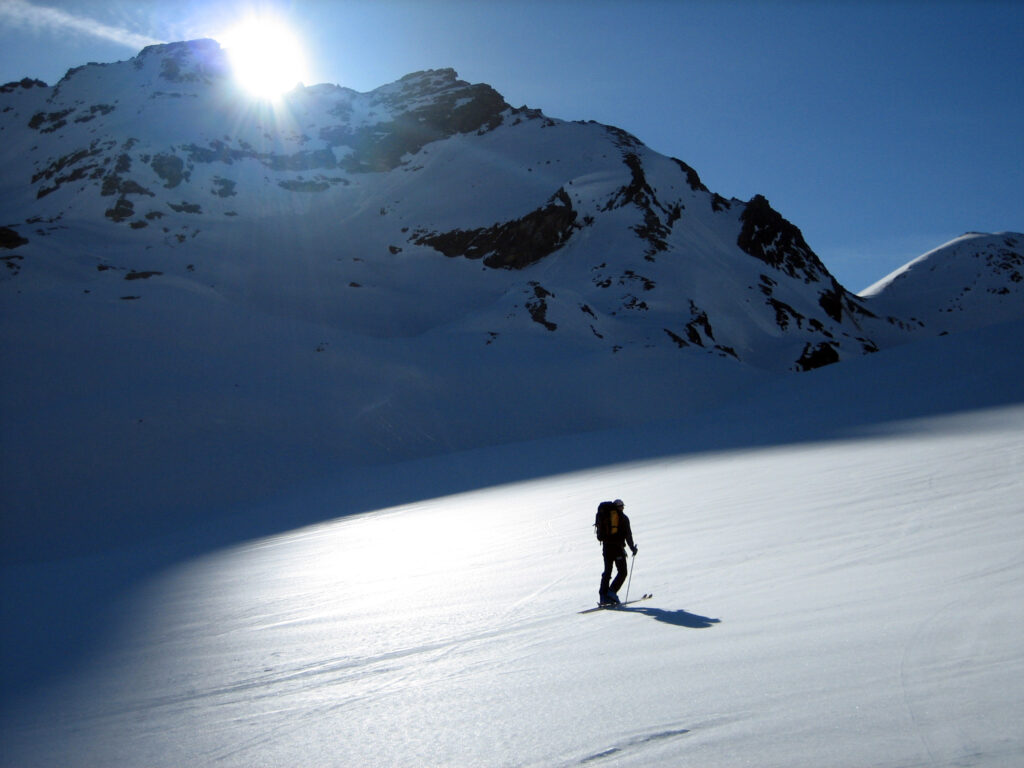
[631,546,638,556]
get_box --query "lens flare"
[220,16,308,100]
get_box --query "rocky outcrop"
[796,341,840,371]
[0,226,28,249]
[738,195,831,282]
[414,188,579,269]
[0,78,48,93]
[321,69,512,173]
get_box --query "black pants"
[600,550,628,595]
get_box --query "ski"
[578,593,653,614]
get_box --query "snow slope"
[861,232,1024,337]
[2,319,1022,767]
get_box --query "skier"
[596,499,637,605]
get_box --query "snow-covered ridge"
[860,231,1023,336]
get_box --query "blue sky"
[1,0,1021,291]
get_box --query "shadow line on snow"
[3,320,1023,702]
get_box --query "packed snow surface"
[2,321,1022,767]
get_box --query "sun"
[219,16,308,100]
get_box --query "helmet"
[613,499,624,509]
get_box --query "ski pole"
[624,552,636,604]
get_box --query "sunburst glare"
[219,15,308,101]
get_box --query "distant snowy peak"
[861,232,1024,335]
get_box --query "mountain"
[861,231,1024,335]
[1,40,1021,556]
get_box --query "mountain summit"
[3,39,1020,365]
[1,40,1021,545]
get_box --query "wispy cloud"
[0,0,163,49]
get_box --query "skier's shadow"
[619,606,721,628]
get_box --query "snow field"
[3,404,1022,767]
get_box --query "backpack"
[594,501,620,542]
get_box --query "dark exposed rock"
[211,177,236,197]
[711,193,732,212]
[119,179,154,196]
[101,172,155,199]
[182,141,339,177]
[767,297,805,330]
[168,201,202,214]
[622,295,649,311]
[36,163,96,198]
[262,149,337,172]
[665,301,716,348]
[664,328,688,348]
[32,144,108,186]
[0,227,29,249]
[525,282,557,330]
[671,158,709,193]
[105,197,134,222]
[686,301,715,343]
[737,194,829,282]
[817,279,878,324]
[151,153,186,187]
[622,270,656,291]
[278,179,329,192]
[183,141,245,164]
[603,153,654,211]
[796,341,840,371]
[320,70,510,173]
[600,124,643,150]
[1,78,48,93]
[73,104,115,123]
[28,109,73,133]
[414,188,578,270]
[100,174,120,196]
[142,39,228,84]
[987,240,1023,283]
[1,254,24,276]
[603,153,677,258]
